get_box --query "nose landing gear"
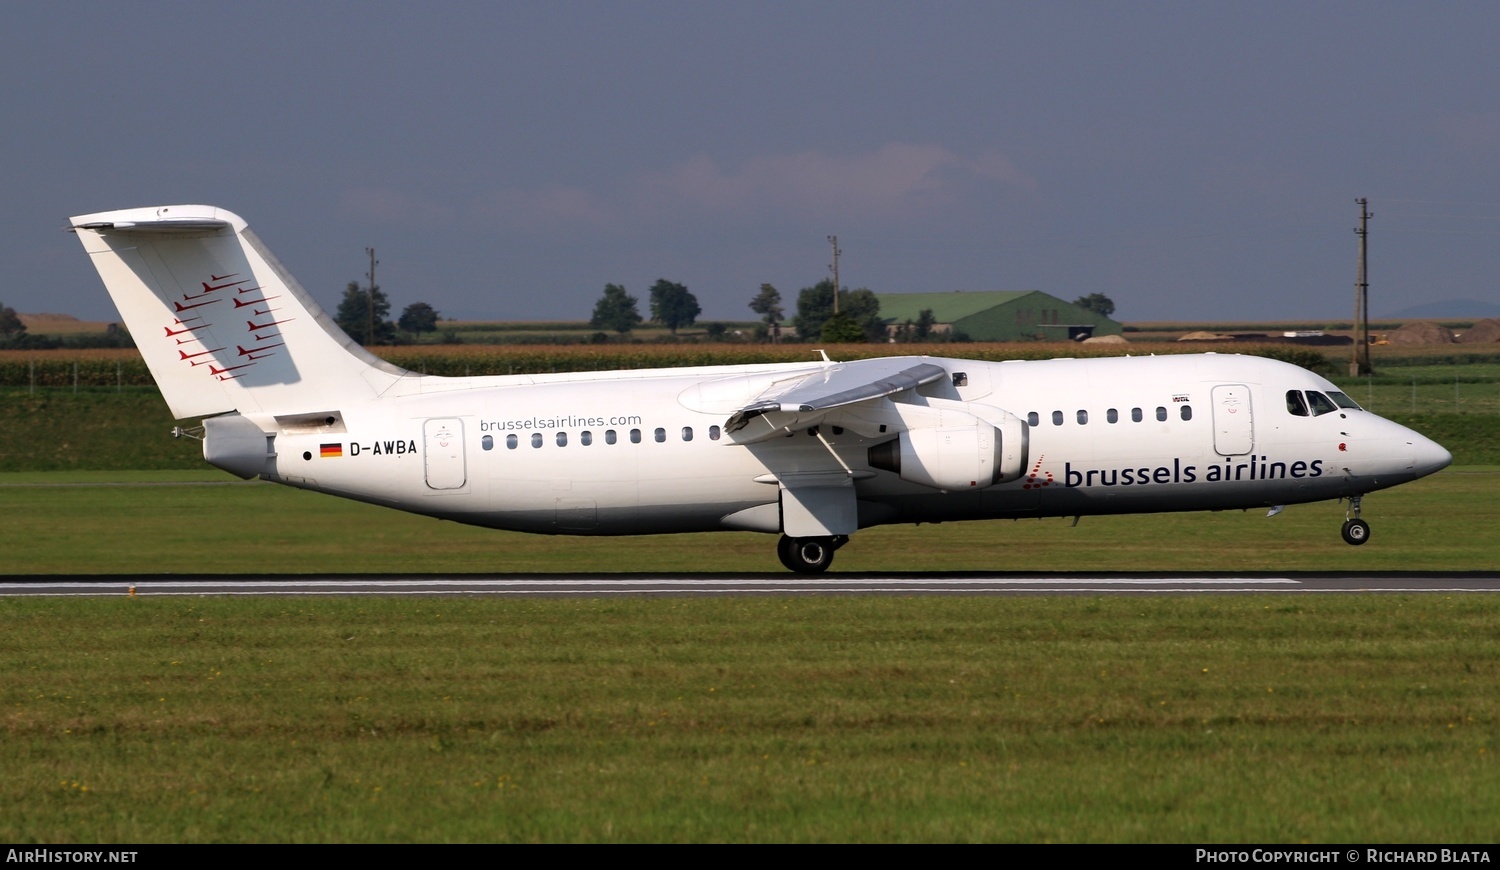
[1341,495,1371,545]
[777,535,848,573]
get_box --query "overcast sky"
[5,1,1498,325]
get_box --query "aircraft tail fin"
[70,205,410,420]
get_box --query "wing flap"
[725,359,947,437]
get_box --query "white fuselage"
[252,353,1448,536]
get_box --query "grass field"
[2,593,1497,843]
[2,476,1496,843]
[1,468,1494,574]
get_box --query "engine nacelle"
[867,408,1028,492]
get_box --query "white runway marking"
[4,576,1498,597]
[2,576,1299,590]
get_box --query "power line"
[1351,198,1372,377]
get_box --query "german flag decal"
[320,443,343,458]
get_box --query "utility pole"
[366,247,378,347]
[1351,199,1372,376]
[827,235,841,315]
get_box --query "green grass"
[2,468,1495,842]
[0,388,202,471]
[1334,370,1500,417]
[1,469,1495,574]
[2,594,1496,842]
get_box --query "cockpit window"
[1306,391,1339,416]
[1286,390,1309,417]
[1327,391,1362,410]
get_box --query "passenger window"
[1107,408,1118,424]
[709,425,721,441]
[1077,410,1088,425]
[506,434,518,449]
[482,435,493,451]
[654,428,666,443]
[1286,390,1309,416]
[531,433,543,448]
[555,432,567,447]
[1156,406,1167,422]
[1052,410,1063,426]
[581,430,592,446]
[1307,391,1338,416]
[1132,408,1143,422]
[630,429,642,444]
[682,426,693,441]
[1180,405,1192,421]
[1027,411,1039,427]
[606,429,617,445]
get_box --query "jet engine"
[867,409,1028,491]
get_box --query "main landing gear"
[1341,495,1371,546]
[777,535,848,574]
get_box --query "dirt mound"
[1387,321,1456,345]
[1178,331,1231,341]
[1457,318,1500,343]
[1082,334,1128,344]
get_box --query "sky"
[4,1,1499,325]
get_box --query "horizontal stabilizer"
[73,217,232,235]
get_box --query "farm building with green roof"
[877,290,1123,342]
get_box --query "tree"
[1074,293,1116,318]
[335,281,396,345]
[819,312,868,343]
[0,301,26,344]
[792,280,837,340]
[590,283,642,334]
[793,280,884,342]
[843,288,884,341]
[398,301,440,335]
[648,279,700,334]
[915,308,937,340]
[748,284,784,342]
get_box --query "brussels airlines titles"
[1063,455,1325,488]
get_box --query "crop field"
[2,339,1498,842]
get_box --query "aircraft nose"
[1410,432,1452,477]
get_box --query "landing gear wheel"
[1341,518,1371,546]
[777,535,841,574]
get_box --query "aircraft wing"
[725,358,948,439]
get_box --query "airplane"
[69,204,1452,573]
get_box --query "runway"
[4,573,1500,597]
